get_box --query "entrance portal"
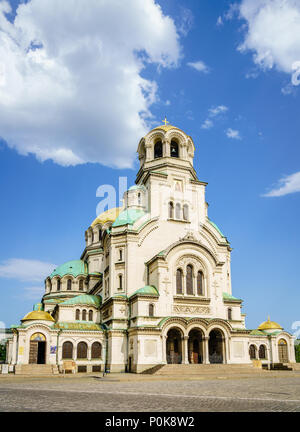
[29,333,46,364]
[278,339,289,363]
[166,328,182,364]
[208,329,224,364]
[188,329,203,364]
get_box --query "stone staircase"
[15,364,59,375]
[149,363,265,376]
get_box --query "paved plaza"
[0,371,300,412]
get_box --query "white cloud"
[0,0,181,168]
[226,128,241,139]
[0,258,56,282]
[209,105,228,117]
[236,0,300,87]
[187,60,210,73]
[216,16,223,26]
[263,171,300,197]
[201,119,213,129]
[201,105,228,130]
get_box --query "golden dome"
[153,124,184,133]
[21,311,55,322]
[258,316,283,331]
[91,207,122,228]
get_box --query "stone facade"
[6,123,296,373]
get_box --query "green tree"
[295,343,300,363]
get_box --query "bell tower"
[136,119,198,183]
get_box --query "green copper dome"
[50,260,88,279]
[61,294,101,307]
[130,285,159,297]
[128,185,146,191]
[112,208,145,227]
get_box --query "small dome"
[258,316,283,331]
[50,260,87,279]
[130,285,159,297]
[22,311,55,322]
[91,207,122,228]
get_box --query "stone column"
[161,335,167,364]
[183,336,189,364]
[203,337,210,364]
[222,337,227,364]
[12,333,18,365]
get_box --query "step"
[151,364,262,376]
[15,364,59,375]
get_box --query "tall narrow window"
[197,271,204,296]
[62,341,73,359]
[169,201,174,219]
[154,141,163,158]
[228,307,232,321]
[183,204,189,221]
[176,269,183,295]
[67,279,72,290]
[138,193,141,205]
[119,275,123,290]
[175,203,181,219]
[99,229,102,242]
[119,249,123,261]
[91,342,102,359]
[82,309,87,321]
[259,345,266,359]
[149,304,154,317]
[249,345,256,360]
[49,281,52,292]
[170,140,179,158]
[57,279,61,291]
[76,309,80,320]
[79,279,84,291]
[186,265,193,295]
[88,310,93,321]
[77,342,87,359]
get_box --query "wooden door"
[278,342,288,363]
[29,341,38,364]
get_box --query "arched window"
[169,201,174,219]
[99,229,102,242]
[183,204,189,221]
[82,309,87,321]
[77,342,88,359]
[249,344,256,360]
[259,345,266,359]
[227,307,232,321]
[67,279,72,290]
[88,310,93,321]
[149,304,154,317]
[176,269,183,295]
[186,265,193,295]
[197,271,204,296]
[62,341,73,359]
[91,231,94,243]
[91,342,102,359]
[175,203,181,219]
[48,281,52,292]
[119,275,123,290]
[154,141,163,159]
[57,279,61,291]
[75,309,80,320]
[79,279,84,291]
[170,140,179,158]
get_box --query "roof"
[223,292,242,301]
[112,208,146,227]
[258,317,283,331]
[21,311,55,323]
[91,207,122,228]
[152,124,184,133]
[61,294,102,307]
[208,219,226,238]
[53,322,103,331]
[130,285,159,298]
[50,260,87,279]
[128,185,146,191]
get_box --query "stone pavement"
[0,372,300,412]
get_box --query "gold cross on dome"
[162,116,169,126]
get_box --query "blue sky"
[0,0,299,333]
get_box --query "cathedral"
[6,122,296,373]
